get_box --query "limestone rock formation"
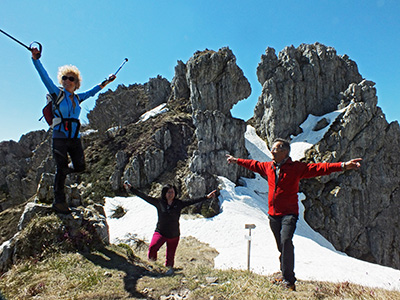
[0,130,52,211]
[183,48,253,197]
[119,115,196,193]
[118,47,253,204]
[300,80,400,269]
[252,42,400,269]
[87,76,171,132]
[253,42,362,146]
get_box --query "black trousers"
[52,138,85,204]
[269,214,298,284]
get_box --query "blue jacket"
[33,58,102,139]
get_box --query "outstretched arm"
[31,47,59,95]
[182,189,218,207]
[226,154,238,164]
[78,74,116,102]
[100,74,116,89]
[123,181,158,206]
[342,158,362,171]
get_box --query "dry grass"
[1,236,399,300]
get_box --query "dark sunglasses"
[271,144,286,152]
[62,75,76,82]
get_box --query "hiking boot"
[52,202,71,214]
[165,267,174,276]
[271,272,284,284]
[282,280,296,291]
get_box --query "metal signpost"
[245,224,256,271]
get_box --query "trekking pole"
[101,58,128,86]
[0,28,42,59]
[114,58,128,76]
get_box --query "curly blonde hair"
[57,65,82,90]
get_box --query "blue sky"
[1,0,399,142]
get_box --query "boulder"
[0,202,109,272]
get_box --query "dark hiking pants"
[269,214,298,284]
[52,138,85,204]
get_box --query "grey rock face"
[88,76,171,132]
[35,172,55,204]
[0,130,51,210]
[253,42,400,269]
[187,48,252,115]
[254,43,362,146]
[121,120,195,191]
[121,48,253,199]
[300,80,400,269]
[184,47,253,197]
[170,60,190,101]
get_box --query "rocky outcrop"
[0,130,52,211]
[253,42,362,146]
[87,76,171,132]
[118,115,196,193]
[115,48,253,203]
[251,42,400,269]
[300,80,400,269]
[36,172,84,207]
[0,202,109,272]
[183,48,253,197]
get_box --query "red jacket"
[237,158,343,216]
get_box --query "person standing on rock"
[124,182,217,275]
[226,138,362,291]
[31,47,116,214]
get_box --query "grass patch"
[1,237,399,299]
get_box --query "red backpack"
[39,89,79,127]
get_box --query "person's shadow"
[82,246,159,298]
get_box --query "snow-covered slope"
[105,109,400,291]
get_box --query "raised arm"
[100,74,116,89]
[31,47,59,95]
[227,154,270,178]
[181,189,217,207]
[124,181,158,206]
[77,74,116,102]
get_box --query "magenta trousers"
[148,232,180,267]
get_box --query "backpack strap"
[53,89,81,138]
[51,89,65,128]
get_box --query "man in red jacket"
[226,138,362,291]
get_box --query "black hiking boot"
[282,280,296,291]
[52,202,71,214]
[271,272,284,284]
